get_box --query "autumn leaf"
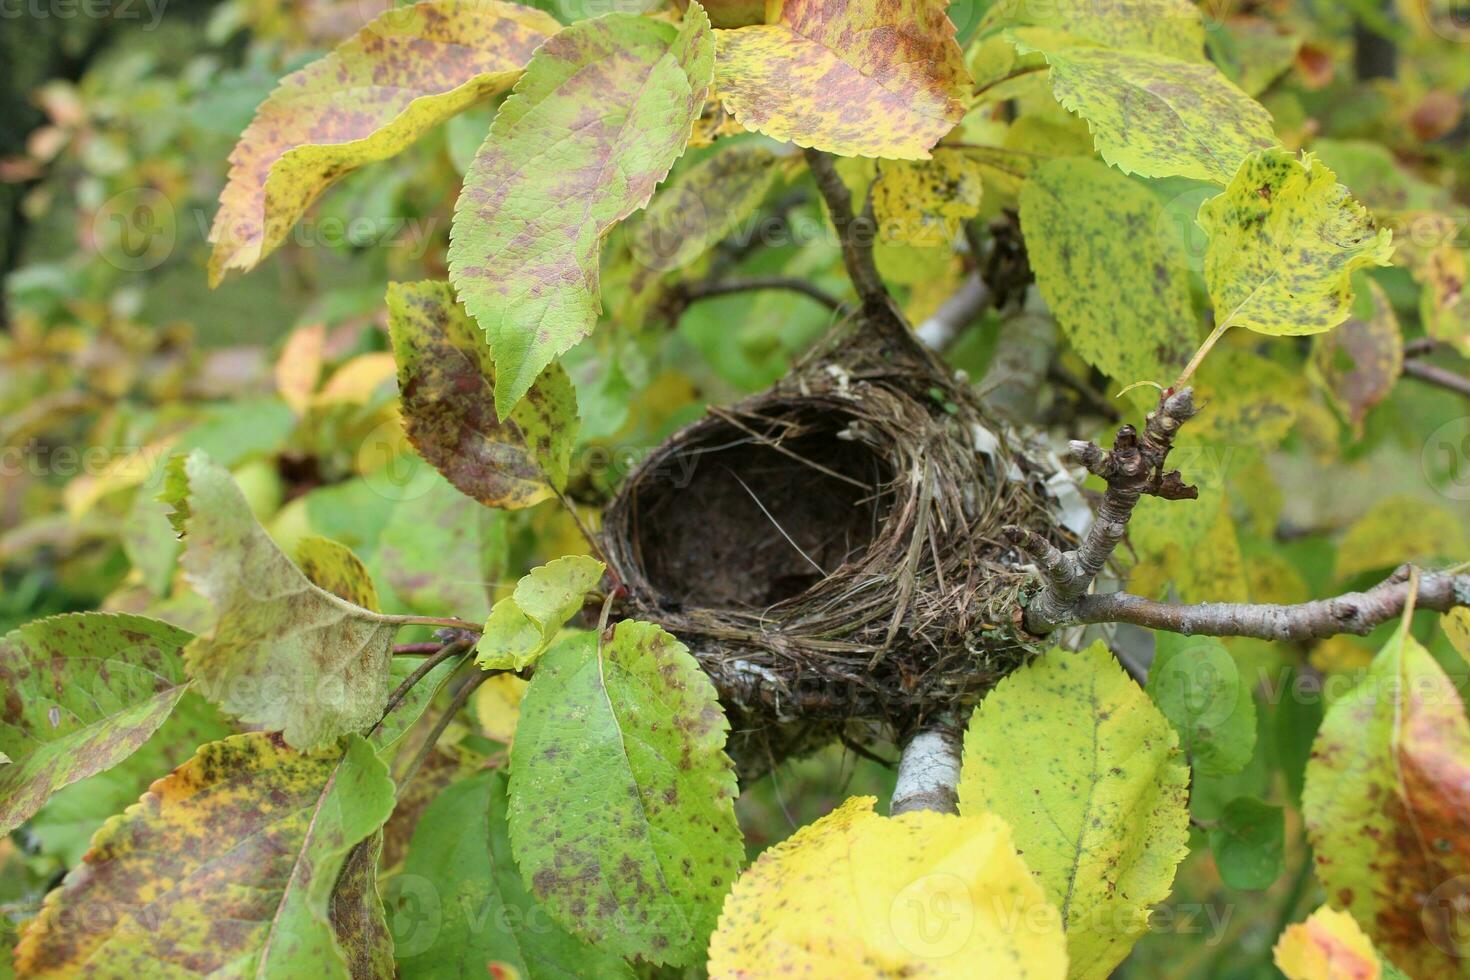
[396,770,634,978]
[1446,609,1470,667]
[475,555,605,670]
[275,322,326,416]
[1009,28,1277,184]
[958,641,1191,979]
[1302,621,1470,975]
[295,535,381,611]
[164,451,397,750]
[474,673,528,744]
[873,154,985,247]
[386,280,578,509]
[1275,905,1406,980]
[629,141,779,273]
[1198,150,1394,338]
[1311,277,1402,435]
[449,6,715,418]
[208,0,559,283]
[713,0,970,159]
[1333,494,1469,580]
[1019,157,1196,385]
[707,797,1068,979]
[507,621,743,965]
[0,613,194,836]
[14,732,395,978]
[979,0,1205,61]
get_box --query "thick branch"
[1070,566,1470,641]
[890,723,962,815]
[803,147,888,309]
[916,270,991,350]
[1008,388,1198,632]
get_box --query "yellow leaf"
[873,154,984,247]
[315,352,397,406]
[474,673,528,744]
[1333,494,1469,581]
[275,322,326,415]
[1274,905,1382,980]
[708,797,1067,979]
[1446,609,1470,667]
[713,0,970,159]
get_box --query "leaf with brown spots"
[396,770,634,978]
[387,280,578,510]
[958,641,1191,980]
[979,0,1205,61]
[709,797,1067,978]
[1009,28,1277,184]
[0,613,194,836]
[296,535,382,611]
[1312,277,1403,436]
[507,621,743,966]
[163,451,398,750]
[448,7,715,418]
[208,0,560,284]
[1302,618,1470,976]
[14,732,395,978]
[476,555,605,670]
[712,0,969,159]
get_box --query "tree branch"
[1069,565,1470,641]
[890,721,962,815]
[915,270,991,350]
[1402,358,1470,398]
[1006,388,1198,632]
[675,275,846,313]
[803,147,889,309]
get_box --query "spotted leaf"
[449,7,715,418]
[507,621,743,965]
[958,641,1191,980]
[1311,277,1402,435]
[14,732,395,978]
[208,0,559,283]
[708,797,1067,979]
[387,280,578,509]
[980,0,1205,60]
[712,0,969,159]
[0,613,193,836]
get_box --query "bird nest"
[601,309,1076,774]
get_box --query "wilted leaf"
[165,451,396,750]
[1019,157,1196,385]
[707,796,1068,979]
[0,613,193,835]
[396,770,634,978]
[476,555,605,669]
[296,535,380,611]
[449,7,715,418]
[958,641,1191,980]
[1147,633,1256,777]
[873,154,984,247]
[713,0,969,159]
[386,280,578,509]
[507,622,743,965]
[208,0,559,282]
[1275,905,1393,980]
[1312,278,1402,435]
[1208,796,1284,890]
[1333,494,1469,580]
[981,0,1204,60]
[1198,150,1394,337]
[1302,622,1470,974]
[1010,29,1276,184]
[14,732,395,978]
[630,142,778,273]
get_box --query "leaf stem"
[1174,316,1233,389]
[971,63,1047,100]
[372,638,475,737]
[377,613,483,632]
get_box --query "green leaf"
[395,770,635,978]
[1198,149,1394,337]
[208,0,560,282]
[476,555,605,670]
[712,0,970,159]
[630,142,779,273]
[449,7,715,418]
[507,621,743,965]
[958,640,1190,980]
[165,451,397,750]
[376,471,508,621]
[1302,623,1470,975]
[0,613,194,836]
[980,0,1205,61]
[1009,28,1277,184]
[386,280,579,509]
[1146,633,1256,777]
[14,732,395,978]
[1208,796,1284,891]
[1019,157,1196,385]
[370,656,463,759]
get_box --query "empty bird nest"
[601,307,1077,774]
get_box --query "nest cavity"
[602,311,1075,762]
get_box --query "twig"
[972,63,1047,99]
[371,638,474,736]
[802,147,888,309]
[394,668,495,797]
[1007,388,1199,633]
[1068,565,1470,640]
[392,642,446,656]
[1402,358,1470,398]
[890,720,962,815]
[676,275,846,313]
